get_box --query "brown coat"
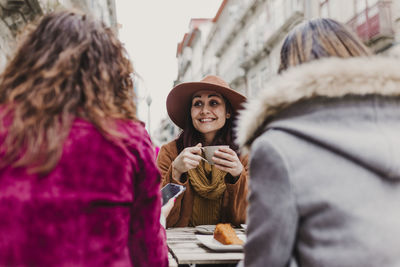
[157,140,248,228]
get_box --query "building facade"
[0,0,117,71]
[177,0,399,96]
[154,0,400,145]
[176,18,214,85]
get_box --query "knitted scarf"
[188,160,227,226]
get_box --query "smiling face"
[191,90,230,145]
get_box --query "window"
[368,0,380,6]
[354,0,380,15]
[319,0,330,17]
[355,0,367,14]
[271,0,284,30]
[286,0,303,15]
[261,66,271,86]
[354,0,381,25]
[247,23,257,56]
[249,74,260,97]
[257,12,267,47]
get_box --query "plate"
[240,224,247,230]
[196,234,246,251]
[195,225,216,235]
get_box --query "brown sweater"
[157,140,248,228]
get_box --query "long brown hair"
[278,18,371,73]
[0,10,137,174]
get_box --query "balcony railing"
[346,1,393,43]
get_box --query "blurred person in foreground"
[0,10,170,266]
[157,75,248,227]
[236,18,400,267]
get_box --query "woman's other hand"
[160,198,175,228]
[213,147,244,178]
[172,143,203,179]
[161,197,175,218]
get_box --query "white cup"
[201,145,229,165]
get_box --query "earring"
[226,113,231,119]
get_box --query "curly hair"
[0,10,137,174]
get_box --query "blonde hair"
[278,18,371,73]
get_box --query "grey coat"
[236,57,400,267]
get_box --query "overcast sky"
[115,0,223,135]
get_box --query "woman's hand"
[160,197,175,228]
[172,143,203,179]
[161,197,175,218]
[213,147,244,178]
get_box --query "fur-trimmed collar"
[236,56,400,151]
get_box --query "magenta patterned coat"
[0,118,168,267]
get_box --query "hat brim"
[166,81,246,129]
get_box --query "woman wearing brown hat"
[157,75,248,228]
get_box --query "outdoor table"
[168,251,178,267]
[166,226,245,266]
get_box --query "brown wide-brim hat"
[167,75,247,129]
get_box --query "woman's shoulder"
[115,119,148,138]
[159,140,178,156]
[161,140,178,149]
[70,118,153,159]
[72,118,148,141]
[239,152,249,165]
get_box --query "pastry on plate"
[213,223,244,245]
